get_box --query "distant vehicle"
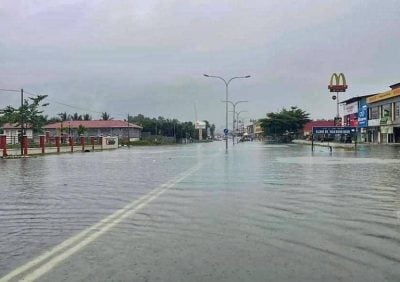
[239,133,252,142]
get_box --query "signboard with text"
[312,127,357,135]
[195,121,206,129]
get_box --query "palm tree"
[83,113,92,121]
[101,112,112,120]
[58,112,68,121]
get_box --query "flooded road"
[1,142,400,281]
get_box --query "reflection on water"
[1,143,400,281]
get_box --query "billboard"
[344,113,358,127]
[195,121,206,129]
[358,104,368,128]
[343,101,358,115]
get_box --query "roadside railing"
[0,135,104,157]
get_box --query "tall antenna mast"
[193,101,198,122]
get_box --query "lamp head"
[203,74,209,77]
[245,75,251,78]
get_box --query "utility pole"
[127,113,130,147]
[20,88,24,155]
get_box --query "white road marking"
[1,163,203,282]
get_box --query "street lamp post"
[222,100,248,146]
[20,88,24,155]
[203,74,250,152]
[235,110,248,138]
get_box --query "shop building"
[366,83,400,143]
[340,94,374,142]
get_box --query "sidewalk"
[292,139,357,149]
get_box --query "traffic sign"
[223,128,229,135]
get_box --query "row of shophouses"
[341,81,400,143]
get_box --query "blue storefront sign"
[312,127,357,135]
[358,104,368,128]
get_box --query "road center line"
[0,162,204,282]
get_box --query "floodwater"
[0,142,399,281]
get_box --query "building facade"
[1,123,33,144]
[341,82,400,144]
[341,95,374,142]
[366,83,400,143]
[43,120,143,141]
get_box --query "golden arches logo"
[328,73,348,92]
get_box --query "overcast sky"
[1,0,400,128]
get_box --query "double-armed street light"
[222,100,248,145]
[203,74,251,152]
[235,110,248,137]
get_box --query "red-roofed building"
[302,120,334,138]
[43,120,142,141]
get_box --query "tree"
[70,112,83,121]
[259,106,310,142]
[83,113,92,121]
[58,112,68,121]
[46,116,61,124]
[77,124,87,136]
[0,95,49,134]
[0,106,17,126]
[130,114,196,141]
[101,112,112,120]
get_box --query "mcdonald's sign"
[328,73,348,92]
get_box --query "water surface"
[1,143,399,281]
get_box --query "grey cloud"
[1,0,400,126]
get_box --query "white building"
[2,123,33,144]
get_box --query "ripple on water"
[276,156,400,165]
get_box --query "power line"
[3,88,126,119]
[23,90,44,96]
[24,90,107,115]
[0,88,20,93]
